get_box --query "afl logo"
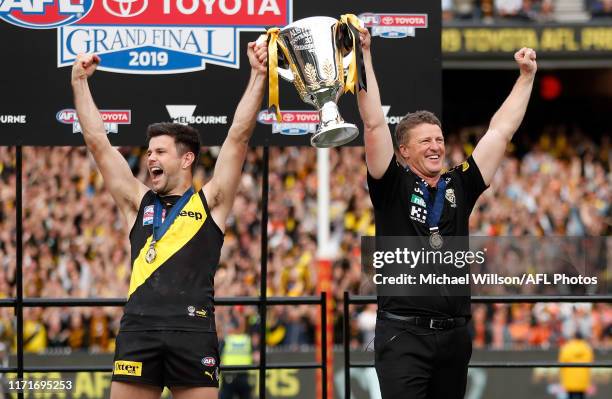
[0,0,94,29]
[201,357,216,367]
[103,0,148,18]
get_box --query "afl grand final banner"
[0,0,441,146]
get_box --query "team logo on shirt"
[461,161,470,172]
[143,205,154,225]
[445,188,456,208]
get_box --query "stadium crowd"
[0,125,609,354]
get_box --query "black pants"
[567,393,585,399]
[374,317,472,399]
[220,372,251,399]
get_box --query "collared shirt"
[367,155,488,317]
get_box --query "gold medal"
[145,243,157,264]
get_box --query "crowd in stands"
[442,0,612,21]
[0,125,609,354]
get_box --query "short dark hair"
[146,122,201,173]
[394,110,442,147]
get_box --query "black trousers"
[220,373,251,399]
[374,317,472,399]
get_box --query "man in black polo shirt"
[356,30,537,398]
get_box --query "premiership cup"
[266,15,366,148]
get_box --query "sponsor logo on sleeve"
[359,12,427,39]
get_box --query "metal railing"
[1,146,331,399]
[343,292,612,398]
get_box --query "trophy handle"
[258,33,295,82]
[342,54,353,73]
[277,66,295,83]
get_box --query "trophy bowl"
[269,16,361,148]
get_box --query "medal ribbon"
[419,179,447,229]
[339,14,367,94]
[153,187,194,243]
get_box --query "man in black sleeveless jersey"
[356,29,537,399]
[71,40,267,399]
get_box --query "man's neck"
[405,161,441,187]
[163,181,192,197]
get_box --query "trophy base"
[310,123,359,148]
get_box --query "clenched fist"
[248,37,268,75]
[71,53,100,84]
[514,47,537,77]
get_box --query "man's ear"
[182,152,195,170]
[398,143,410,161]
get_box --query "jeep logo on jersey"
[257,109,319,136]
[56,108,131,134]
[0,0,94,29]
[56,0,292,74]
[359,13,427,39]
[180,210,203,221]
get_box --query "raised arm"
[357,29,394,179]
[204,41,267,231]
[71,54,148,228]
[472,48,537,185]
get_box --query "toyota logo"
[382,16,394,25]
[103,0,148,18]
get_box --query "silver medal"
[429,232,443,250]
[145,245,157,263]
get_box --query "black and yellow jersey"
[120,189,223,332]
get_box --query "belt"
[378,311,468,330]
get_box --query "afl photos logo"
[0,0,94,29]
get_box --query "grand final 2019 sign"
[0,0,441,146]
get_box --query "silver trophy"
[267,16,363,148]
